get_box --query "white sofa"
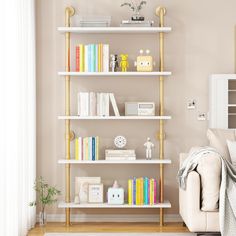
[179,153,220,234]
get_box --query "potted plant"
[30,176,60,226]
[121,0,147,21]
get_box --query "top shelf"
[57,27,172,34]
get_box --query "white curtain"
[0,0,36,235]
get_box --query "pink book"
[148,179,151,204]
[154,179,157,204]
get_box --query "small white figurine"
[110,54,119,72]
[144,137,154,160]
[74,195,80,204]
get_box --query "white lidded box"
[125,102,155,116]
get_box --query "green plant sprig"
[29,176,61,213]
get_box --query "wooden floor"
[28,222,189,235]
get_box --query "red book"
[76,46,80,72]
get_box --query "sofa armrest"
[179,153,188,167]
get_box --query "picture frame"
[88,184,104,203]
[75,177,101,203]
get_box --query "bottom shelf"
[58,200,171,209]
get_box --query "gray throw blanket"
[177,146,236,236]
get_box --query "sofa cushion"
[226,139,236,166]
[196,152,221,211]
[207,128,235,162]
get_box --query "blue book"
[92,137,95,161]
[88,45,91,72]
[133,178,136,205]
[95,44,98,72]
[144,177,148,205]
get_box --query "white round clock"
[114,135,127,149]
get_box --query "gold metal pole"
[156,6,166,227]
[65,6,75,226]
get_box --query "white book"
[78,137,83,161]
[96,93,100,116]
[103,44,109,72]
[105,93,110,116]
[84,45,88,72]
[77,93,81,116]
[100,93,105,116]
[105,156,136,161]
[89,92,97,116]
[80,92,89,116]
[109,93,120,116]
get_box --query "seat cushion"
[207,128,235,162]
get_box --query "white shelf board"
[58,200,171,209]
[58,159,172,164]
[58,71,172,77]
[58,116,172,120]
[228,104,236,107]
[229,113,236,115]
[57,27,172,34]
[229,90,236,92]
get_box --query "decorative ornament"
[114,135,127,149]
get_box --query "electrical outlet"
[187,99,196,109]
[197,113,206,121]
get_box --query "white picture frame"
[75,177,101,203]
[88,184,104,203]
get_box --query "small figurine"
[144,137,154,160]
[135,49,155,72]
[107,180,124,205]
[74,195,80,204]
[110,54,119,72]
[120,54,129,72]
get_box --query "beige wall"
[36,0,236,217]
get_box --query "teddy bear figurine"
[110,54,119,72]
[119,54,129,72]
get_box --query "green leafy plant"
[121,0,147,12]
[30,176,61,214]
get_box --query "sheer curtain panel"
[0,0,36,235]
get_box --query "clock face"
[114,136,127,149]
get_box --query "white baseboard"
[37,214,182,223]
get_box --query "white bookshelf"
[58,116,172,120]
[58,200,171,209]
[58,159,172,164]
[58,71,172,77]
[57,27,172,34]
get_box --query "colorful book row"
[76,44,109,72]
[75,137,99,161]
[128,177,157,205]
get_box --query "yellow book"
[79,44,84,72]
[75,138,79,160]
[150,179,154,205]
[137,178,142,205]
[140,178,144,205]
[96,136,99,160]
[128,179,133,205]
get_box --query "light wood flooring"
[28,222,189,236]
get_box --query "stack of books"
[128,177,157,205]
[75,136,99,161]
[120,20,154,27]
[76,44,109,72]
[78,92,120,117]
[105,150,136,161]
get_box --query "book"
[84,45,88,72]
[75,138,79,160]
[80,44,84,72]
[78,92,89,116]
[103,44,109,72]
[140,178,144,205]
[109,93,120,116]
[76,46,80,72]
[128,179,133,205]
[96,136,99,160]
[89,92,97,116]
[95,44,99,72]
[79,137,83,160]
[92,137,96,161]
[133,178,136,205]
